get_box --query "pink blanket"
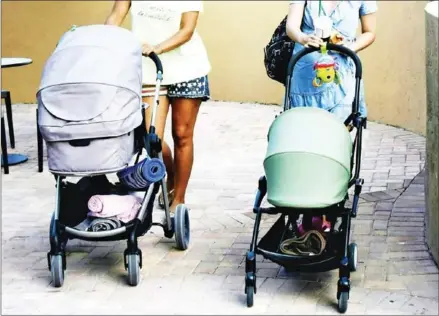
[87,194,141,223]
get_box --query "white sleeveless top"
[130,1,211,85]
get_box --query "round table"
[1,57,33,167]
[1,57,33,69]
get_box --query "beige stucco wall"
[424,1,439,265]
[1,1,427,134]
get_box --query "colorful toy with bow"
[312,44,341,87]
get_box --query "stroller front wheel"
[127,254,140,286]
[337,291,349,313]
[174,204,190,250]
[246,285,254,307]
[50,255,64,288]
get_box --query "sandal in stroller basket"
[37,25,190,288]
[244,43,366,313]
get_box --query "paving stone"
[387,274,439,283]
[399,296,439,315]
[388,260,439,276]
[193,261,218,274]
[373,211,392,220]
[388,243,428,252]
[215,266,246,276]
[388,221,425,228]
[375,202,394,211]
[364,280,407,291]
[406,281,439,299]
[257,268,280,278]
[353,220,373,235]
[369,242,389,253]
[386,236,426,244]
[373,220,389,231]
[357,203,375,215]
[364,266,387,281]
[387,230,425,237]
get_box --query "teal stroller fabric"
[263,107,353,208]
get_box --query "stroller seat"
[264,107,353,209]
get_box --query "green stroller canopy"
[264,107,353,208]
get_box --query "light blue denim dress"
[288,1,378,122]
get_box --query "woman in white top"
[105,1,211,212]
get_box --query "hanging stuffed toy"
[312,45,341,87]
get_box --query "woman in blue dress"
[286,0,378,122]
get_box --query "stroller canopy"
[264,107,353,208]
[39,24,142,94]
[37,25,143,141]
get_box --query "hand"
[142,43,155,56]
[142,43,163,56]
[302,34,324,48]
[329,32,344,45]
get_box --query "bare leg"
[169,97,202,211]
[143,92,174,191]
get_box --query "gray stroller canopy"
[37,24,143,142]
[39,24,142,94]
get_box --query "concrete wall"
[425,1,439,265]
[1,1,428,134]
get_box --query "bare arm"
[153,11,200,55]
[349,13,377,53]
[286,3,306,44]
[286,3,323,48]
[105,0,131,26]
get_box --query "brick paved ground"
[1,102,437,315]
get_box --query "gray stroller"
[37,25,190,287]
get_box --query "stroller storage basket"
[256,206,349,272]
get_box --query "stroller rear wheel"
[348,243,358,272]
[50,255,64,287]
[174,204,190,250]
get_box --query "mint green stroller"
[244,43,366,314]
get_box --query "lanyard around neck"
[319,0,342,17]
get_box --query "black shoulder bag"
[263,2,307,85]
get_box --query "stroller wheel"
[127,254,140,286]
[246,285,254,307]
[348,243,358,272]
[174,204,190,250]
[337,291,349,313]
[50,255,64,288]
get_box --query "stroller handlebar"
[284,43,362,115]
[287,43,362,80]
[143,52,163,75]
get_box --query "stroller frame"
[245,43,366,313]
[46,53,190,288]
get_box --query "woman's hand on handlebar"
[301,34,324,48]
[142,43,163,56]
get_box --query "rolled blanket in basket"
[88,194,141,223]
[75,217,122,232]
[117,157,166,190]
[279,230,327,256]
